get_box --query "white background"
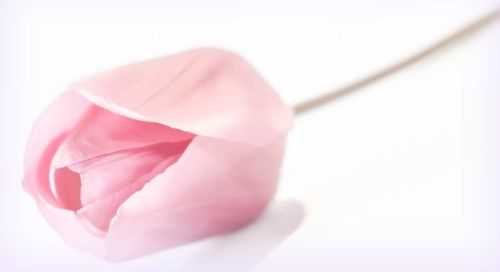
[1,0,500,271]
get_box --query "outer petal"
[22,91,107,255]
[68,47,293,146]
[104,136,286,261]
[23,91,92,197]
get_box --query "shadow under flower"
[179,200,305,272]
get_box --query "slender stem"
[293,8,500,116]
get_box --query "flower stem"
[293,7,500,116]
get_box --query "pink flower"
[22,48,293,261]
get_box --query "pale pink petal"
[76,155,179,232]
[24,103,107,255]
[36,198,106,258]
[69,142,189,231]
[69,48,293,146]
[23,91,93,198]
[104,136,286,261]
[53,104,194,168]
[69,141,189,206]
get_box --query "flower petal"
[23,92,107,255]
[69,48,293,146]
[36,198,106,258]
[71,142,190,231]
[70,141,190,206]
[23,91,93,197]
[53,103,194,168]
[104,136,286,261]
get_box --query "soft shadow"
[180,200,305,272]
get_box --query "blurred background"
[1,0,500,271]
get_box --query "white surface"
[1,0,499,271]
